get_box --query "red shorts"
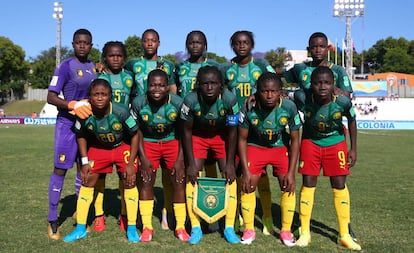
[192,134,226,159]
[298,139,349,177]
[88,143,138,174]
[247,145,289,176]
[144,139,180,170]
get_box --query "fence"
[27,88,48,101]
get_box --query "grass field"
[0,125,413,253]
[0,100,46,117]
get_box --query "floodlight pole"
[345,15,352,80]
[333,0,364,80]
[53,2,63,67]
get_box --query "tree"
[28,47,70,89]
[162,54,177,65]
[265,47,291,70]
[382,47,414,74]
[364,37,414,74]
[88,47,101,63]
[0,37,30,101]
[124,35,143,60]
[206,52,227,64]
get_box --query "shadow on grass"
[254,198,338,243]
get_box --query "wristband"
[81,157,89,166]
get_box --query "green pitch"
[0,125,413,253]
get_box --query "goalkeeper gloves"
[68,100,92,119]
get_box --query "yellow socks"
[240,191,256,230]
[186,181,200,227]
[139,199,154,230]
[280,191,296,231]
[257,174,272,219]
[299,186,316,233]
[225,181,238,227]
[76,186,94,224]
[173,203,187,230]
[124,187,138,225]
[333,186,351,237]
[94,177,105,217]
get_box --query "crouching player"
[181,65,240,244]
[238,72,301,245]
[130,69,189,242]
[63,78,140,243]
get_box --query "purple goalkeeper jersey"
[48,57,96,121]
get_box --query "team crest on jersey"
[168,112,177,121]
[142,114,149,122]
[229,73,235,81]
[195,110,202,117]
[253,71,261,80]
[77,69,84,77]
[59,154,66,162]
[333,112,342,120]
[279,116,288,126]
[87,123,94,131]
[180,68,187,75]
[251,118,259,126]
[302,74,308,82]
[136,66,142,73]
[219,109,226,116]
[126,79,133,88]
[112,122,122,131]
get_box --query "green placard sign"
[193,177,229,224]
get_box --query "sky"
[1,0,413,60]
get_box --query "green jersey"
[239,98,301,147]
[130,93,183,142]
[175,59,220,98]
[180,89,239,136]
[125,57,175,96]
[98,69,135,108]
[296,91,356,146]
[74,102,138,149]
[283,62,353,92]
[222,58,275,106]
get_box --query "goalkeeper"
[46,28,96,240]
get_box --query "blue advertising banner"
[344,119,414,130]
[352,81,387,97]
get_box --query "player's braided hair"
[186,30,208,54]
[101,41,127,63]
[88,78,113,100]
[195,65,224,92]
[229,30,255,49]
[256,72,283,90]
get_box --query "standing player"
[222,30,276,235]
[125,28,177,95]
[63,78,140,243]
[175,30,222,231]
[91,41,136,232]
[238,72,301,246]
[125,29,177,229]
[181,65,240,245]
[283,32,353,98]
[175,30,220,98]
[46,28,96,240]
[130,69,189,242]
[294,66,361,251]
